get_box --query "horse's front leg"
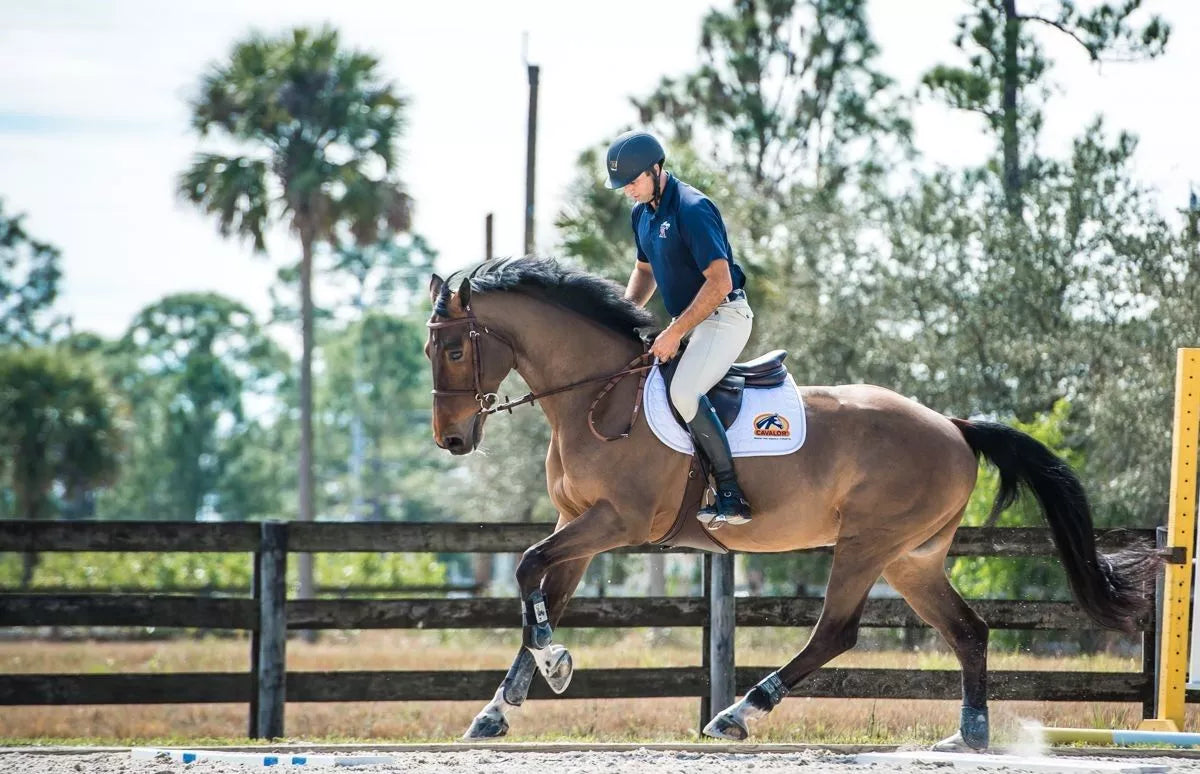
[515,501,636,687]
[463,554,591,740]
[464,502,636,741]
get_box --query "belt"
[724,289,746,303]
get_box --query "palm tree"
[179,26,411,601]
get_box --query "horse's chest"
[545,446,587,516]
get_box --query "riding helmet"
[604,131,665,189]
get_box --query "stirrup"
[698,487,752,529]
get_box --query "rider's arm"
[662,259,732,338]
[625,260,657,307]
[625,203,656,307]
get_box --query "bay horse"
[425,257,1157,750]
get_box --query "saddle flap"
[709,376,744,429]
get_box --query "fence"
[0,520,1181,739]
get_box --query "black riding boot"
[687,396,752,527]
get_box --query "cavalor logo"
[753,412,791,438]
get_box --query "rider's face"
[623,169,657,204]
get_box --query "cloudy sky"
[1,0,1195,338]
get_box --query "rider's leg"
[669,297,753,526]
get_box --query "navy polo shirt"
[632,174,745,317]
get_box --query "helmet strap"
[650,165,663,210]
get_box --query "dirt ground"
[1,746,1199,773]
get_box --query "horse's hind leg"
[462,554,592,740]
[883,538,990,751]
[703,537,888,740]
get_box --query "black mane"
[438,257,656,341]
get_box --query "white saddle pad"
[643,365,806,457]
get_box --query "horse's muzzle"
[440,434,471,455]
[437,415,483,455]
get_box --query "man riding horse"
[607,130,755,528]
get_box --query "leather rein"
[427,304,653,442]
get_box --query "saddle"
[636,328,790,554]
[637,327,788,430]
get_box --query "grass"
[1,628,1191,747]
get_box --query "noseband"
[427,303,653,441]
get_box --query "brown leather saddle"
[636,328,790,553]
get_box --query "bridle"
[427,303,654,441]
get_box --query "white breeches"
[669,296,753,422]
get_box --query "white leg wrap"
[478,685,520,723]
[725,695,769,727]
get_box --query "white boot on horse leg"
[702,672,787,741]
[520,589,574,694]
[531,642,573,694]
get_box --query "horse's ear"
[429,273,444,303]
[457,277,472,307]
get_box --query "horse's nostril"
[445,435,466,452]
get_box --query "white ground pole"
[131,748,398,767]
[853,751,1166,773]
[132,748,1167,771]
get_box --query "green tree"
[0,348,123,585]
[0,199,62,347]
[102,293,288,521]
[179,26,413,598]
[923,0,1168,217]
[634,0,910,204]
[319,311,445,521]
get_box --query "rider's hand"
[650,327,683,362]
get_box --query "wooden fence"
[0,520,1182,739]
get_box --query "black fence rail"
[0,520,1168,739]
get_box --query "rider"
[605,129,754,528]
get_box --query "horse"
[424,257,1158,750]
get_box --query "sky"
[0,0,1196,339]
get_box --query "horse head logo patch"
[753,412,791,438]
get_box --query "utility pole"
[524,35,539,256]
[485,213,494,260]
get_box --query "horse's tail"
[951,417,1158,632]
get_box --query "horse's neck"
[481,295,643,426]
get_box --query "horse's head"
[425,273,516,454]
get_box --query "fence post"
[699,554,712,731]
[709,551,735,721]
[1143,525,1167,720]
[251,520,288,739]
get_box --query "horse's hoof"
[462,712,509,740]
[540,644,573,694]
[932,731,986,752]
[702,710,748,740]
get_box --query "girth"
[650,456,729,554]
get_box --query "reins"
[427,304,653,442]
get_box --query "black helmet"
[604,131,665,189]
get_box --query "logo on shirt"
[659,220,671,238]
[753,413,791,438]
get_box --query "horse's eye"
[449,350,464,362]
